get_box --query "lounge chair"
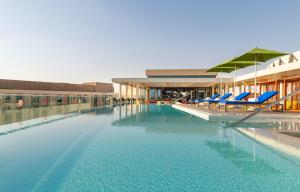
[203,93,232,108]
[215,92,250,109]
[193,93,220,104]
[219,91,278,111]
[233,92,251,101]
[206,93,232,103]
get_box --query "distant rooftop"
[145,69,217,78]
[112,69,227,88]
[0,79,114,93]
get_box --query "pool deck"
[172,103,300,122]
[237,128,300,159]
[172,103,300,156]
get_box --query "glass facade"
[222,79,300,111]
[0,94,112,110]
[285,78,300,111]
[0,94,113,127]
[148,87,210,102]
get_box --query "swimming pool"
[1,104,300,192]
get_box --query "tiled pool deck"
[172,104,300,122]
[237,128,300,159]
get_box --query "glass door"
[291,80,300,111]
[285,82,293,110]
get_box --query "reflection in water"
[206,137,280,175]
[112,104,219,134]
[0,104,114,136]
[205,126,280,175]
[1,104,300,192]
[0,104,91,125]
[114,104,290,178]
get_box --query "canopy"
[208,48,288,98]
[207,61,256,96]
[232,48,287,62]
[206,67,235,73]
[231,48,288,97]
[207,60,256,72]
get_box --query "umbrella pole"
[254,55,257,98]
[220,70,223,95]
[233,64,236,97]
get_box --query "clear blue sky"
[0,0,299,83]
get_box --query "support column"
[146,87,150,102]
[130,86,133,99]
[283,79,286,110]
[109,96,113,106]
[139,88,142,99]
[125,85,128,99]
[118,104,122,120]
[259,83,262,96]
[154,89,158,100]
[275,80,279,110]
[136,87,139,99]
[225,84,229,95]
[212,86,215,96]
[119,84,122,99]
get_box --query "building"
[112,69,232,102]
[232,50,300,111]
[0,79,117,109]
[112,50,300,111]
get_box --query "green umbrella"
[207,61,256,97]
[231,48,287,97]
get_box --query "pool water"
[1,104,300,192]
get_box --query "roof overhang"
[112,77,232,88]
[236,60,300,83]
[145,69,217,78]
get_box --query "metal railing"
[172,91,193,104]
[230,88,300,127]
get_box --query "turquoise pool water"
[1,104,300,192]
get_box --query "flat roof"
[0,79,114,93]
[112,77,232,88]
[145,69,217,77]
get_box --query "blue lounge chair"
[208,92,250,104]
[193,93,220,104]
[214,92,250,109]
[206,93,232,103]
[234,92,251,101]
[204,93,232,109]
[219,91,278,111]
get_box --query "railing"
[172,91,193,104]
[230,88,300,127]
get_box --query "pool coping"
[237,128,300,159]
[172,103,300,122]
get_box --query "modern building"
[112,50,300,111]
[112,69,232,102]
[232,50,300,111]
[0,79,117,110]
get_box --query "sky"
[0,0,300,84]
